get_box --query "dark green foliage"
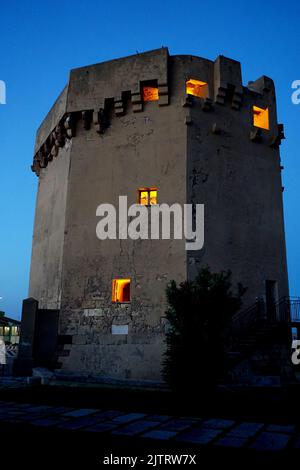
[163,267,246,391]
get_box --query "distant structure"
[15,48,289,381]
[0,313,20,345]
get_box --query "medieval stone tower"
[17,48,288,381]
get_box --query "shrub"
[163,267,246,391]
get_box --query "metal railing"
[277,296,300,323]
[228,298,264,339]
[229,296,300,334]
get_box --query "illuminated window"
[253,106,269,130]
[186,79,209,99]
[112,279,131,303]
[11,326,18,336]
[142,86,159,102]
[138,188,157,205]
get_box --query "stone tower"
[19,48,288,381]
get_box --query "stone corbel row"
[215,81,243,110]
[250,123,285,148]
[182,95,213,112]
[32,113,79,175]
[130,81,169,113]
[182,81,242,111]
[93,105,110,134]
[31,82,171,175]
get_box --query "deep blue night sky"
[0,0,299,319]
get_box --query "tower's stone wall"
[28,48,288,380]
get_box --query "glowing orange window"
[112,279,131,303]
[142,86,159,102]
[186,79,209,99]
[138,188,157,205]
[253,106,269,130]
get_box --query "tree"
[163,267,246,391]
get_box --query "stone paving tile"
[57,415,106,430]
[250,432,291,451]
[91,410,124,421]
[45,406,75,415]
[266,424,295,434]
[58,416,99,431]
[227,422,264,438]
[160,419,196,432]
[112,412,147,424]
[176,427,223,445]
[214,436,248,448]
[63,408,98,418]
[112,420,160,436]
[142,430,178,440]
[144,414,172,422]
[31,416,71,427]
[83,422,119,433]
[201,418,236,430]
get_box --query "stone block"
[145,414,172,422]
[160,419,195,432]
[202,418,235,430]
[93,410,124,420]
[250,432,290,451]
[266,424,295,434]
[112,420,160,436]
[142,430,177,440]
[84,422,118,433]
[63,408,98,418]
[215,436,248,448]
[177,427,222,445]
[228,422,264,438]
[112,412,146,424]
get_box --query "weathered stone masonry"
[20,48,288,381]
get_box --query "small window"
[112,279,131,303]
[142,86,159,102]
[253,106,269,130]
[186,79,209,99]
[138,188,157,205]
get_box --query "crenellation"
[201,97,213,111]
[31,51,283,176]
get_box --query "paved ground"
[0,399,300,453]
[1,378,300,465]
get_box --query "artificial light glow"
[139,190,148,205]
[143,87,159,102]
[138,188,157,205]
[253,106,269,130]
[149,190,157,205]
[186,79,209,98]
[112,279,131,303]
